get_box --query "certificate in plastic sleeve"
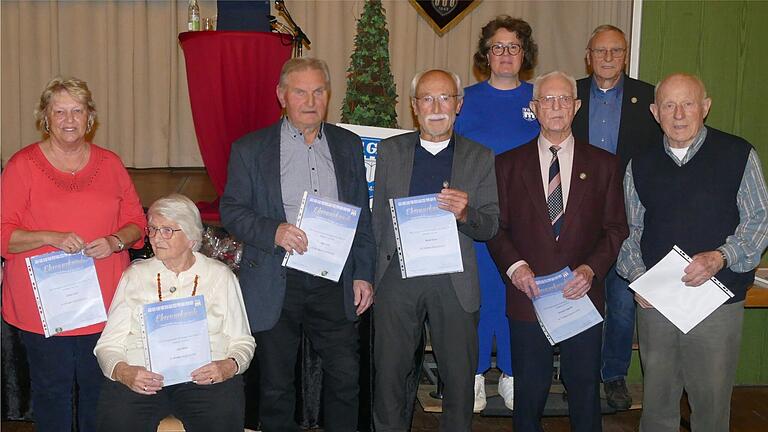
[532,267,604,345]
[140,295,212,386]
[629,246,734,334]
[389,193,463,278]
[25,250,107,337]
[282,192,361,282]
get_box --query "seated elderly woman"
[94,194,255,432]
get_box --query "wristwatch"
[718,249,728,268]
[110,234,125,252]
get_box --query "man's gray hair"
[654,73,708,103]
[278,57,331,89]
[409,70,465,98]
[587,24,627,49]
[532,71,578,99]
[147,194,204,251]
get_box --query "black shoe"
[604,378,632,410]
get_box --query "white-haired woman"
[94,194,255,432]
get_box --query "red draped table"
[179,31,292,220]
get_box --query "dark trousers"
[19,330,102,432]
[510,319,602,432]
[254,269,360,432]
[374,263,479,432]
[96,374,245,432]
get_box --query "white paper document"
[26,250,107,337]
[629,246,734,334]
[141,295,212,386]
[282,192,361,282]
[389,194,463,279]
[532,267,603,345]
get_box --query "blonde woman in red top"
[1,76,146,432]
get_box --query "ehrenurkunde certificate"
[389,193,464,278]
[141,295,211,386]
[26,250,107,337]
[282,192,361,282]
[532,267,603,345]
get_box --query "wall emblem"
[409,0,482,36]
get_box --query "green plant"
[341,0,399,128]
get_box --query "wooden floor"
[5,168,768,431]
[3,387,768,431]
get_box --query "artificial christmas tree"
[341,0,399,128]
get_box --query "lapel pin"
[579,173,587,180]
[631,96,638,104]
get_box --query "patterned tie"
[547,145,565,240]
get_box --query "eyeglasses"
[414,94,459,106]
[533,95,575,109]
[489,43,522,56]
[589,47,626,59]
[146,226,183,239]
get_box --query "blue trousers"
[601,265,635,381]
[19,330,102,432]
[475,242,512,375]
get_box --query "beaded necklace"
[156,273,198,302]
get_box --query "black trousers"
[509,319,603,432]
[254,269,360,432]
[373,263,479,432]
[96,374,245,432]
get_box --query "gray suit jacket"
[371,131,499,313]
[221,120,376,332]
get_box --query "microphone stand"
[274,0,311,57]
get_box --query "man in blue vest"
[618,73,768,431]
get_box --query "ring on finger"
[143,385,148,392]
[209,377,215,384]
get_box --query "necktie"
[547,145,564,240]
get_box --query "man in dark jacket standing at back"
[572,24,662,410]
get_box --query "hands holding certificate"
[437,187,469,223]
[633,249,725,309]
[682,250,725,287]
[564,265,594,299]
[275,223,308,254]
[113,362,164,395]
[511,265,539,299]
[191,359,238,385]
[512,264,594,300]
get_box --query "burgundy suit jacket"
[487,137,629,321]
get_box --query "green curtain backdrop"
[639,0,768,172]
[639,0,768,385]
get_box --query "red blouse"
[1,143,147,335]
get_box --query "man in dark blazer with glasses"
[572,24,662,410]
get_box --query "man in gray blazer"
[372,69,499,432]
[221,58,376,432]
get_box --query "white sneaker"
[473,374,487,412]
[498,373,514,410]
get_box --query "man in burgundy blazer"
[488,71,628,432]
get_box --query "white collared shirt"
[507,133,576,280]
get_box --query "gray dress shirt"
[280,119,339,224]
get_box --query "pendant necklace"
[156,273,198,301]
